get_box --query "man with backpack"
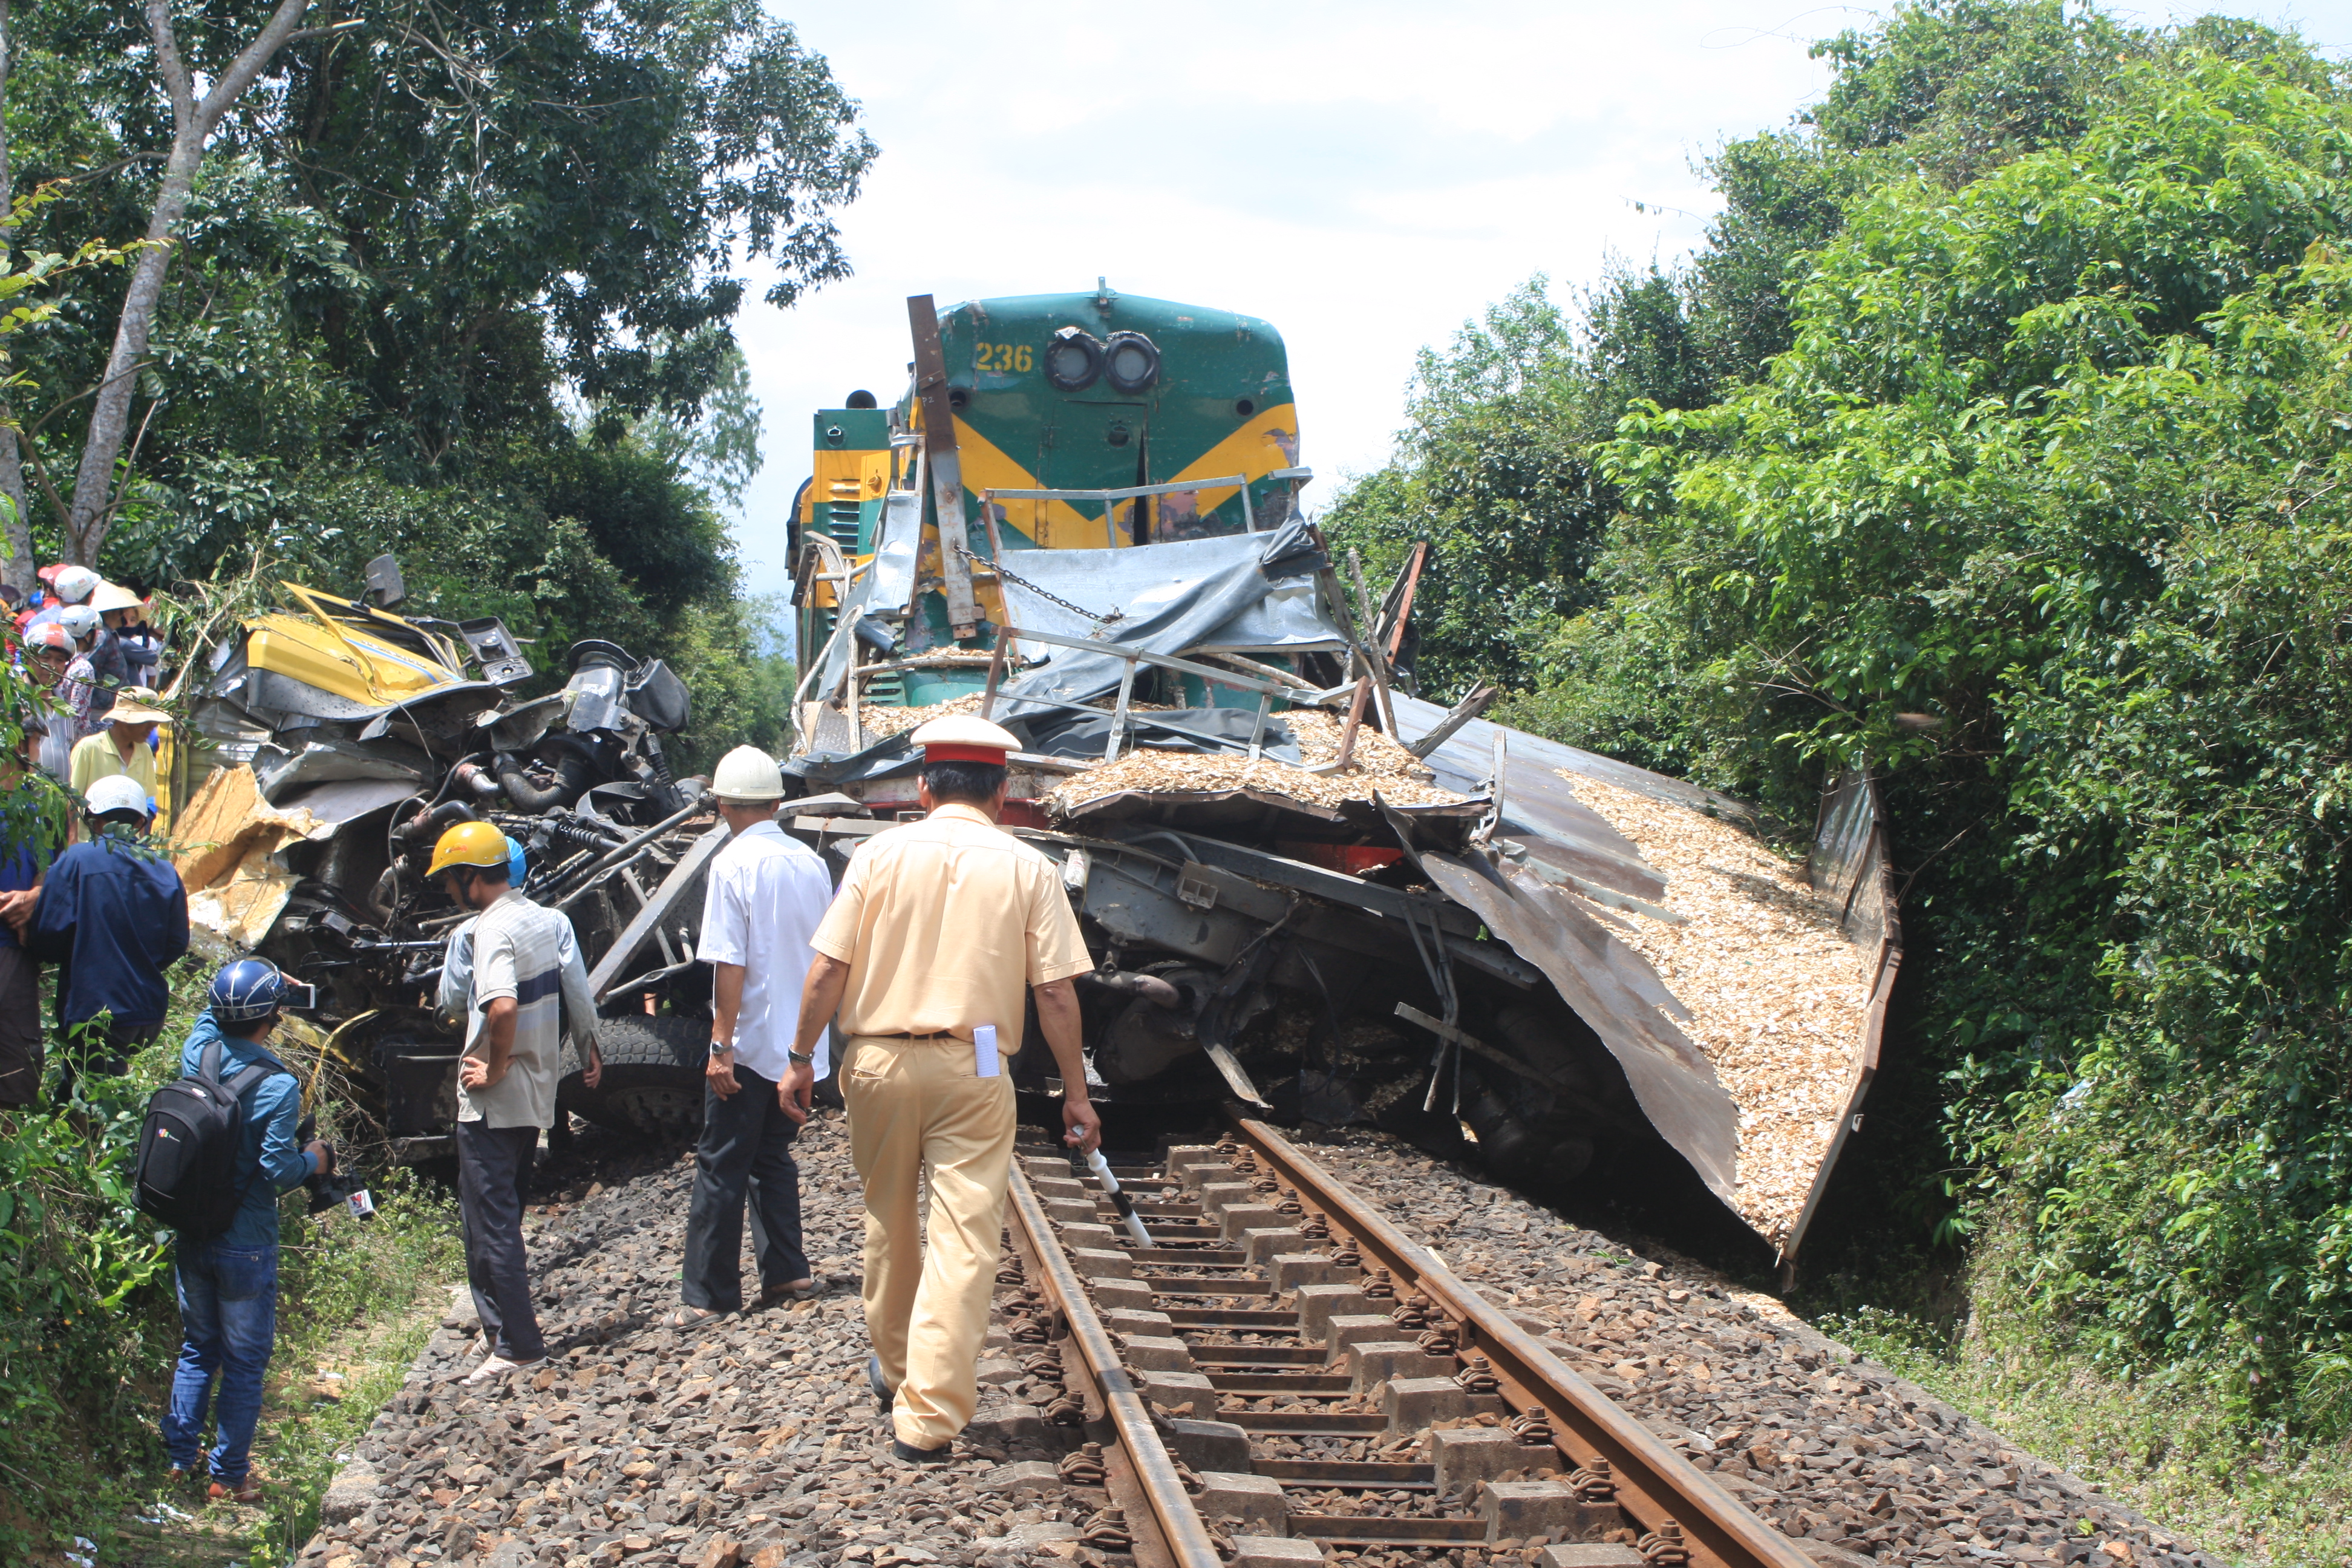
[153,958,333,1504]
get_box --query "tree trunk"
[61,138,202,565]
[0,428,27,592]
[0,0,31,593]
[61,0,315,568]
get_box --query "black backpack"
[133,1040,286,1241]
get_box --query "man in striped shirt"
[430,821,576,1385]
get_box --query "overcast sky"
[731,1,2352,612]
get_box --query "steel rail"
[1230,1116,1815,1568]
[1003,1164,1224,1568]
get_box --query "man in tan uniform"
[785,713,1100,1463]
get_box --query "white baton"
[1087,1148,1152,1247]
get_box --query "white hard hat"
[56,604,100,640]
[85,774,151,820]
[50,566,99,603]
[711,745,785,802]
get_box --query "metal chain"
[952,540,1125,624]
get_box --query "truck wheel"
[560,1015,708,1138]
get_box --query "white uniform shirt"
[698,819,835,1079]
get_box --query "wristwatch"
[709,1042,733,1056]
[788,1049,816,1067]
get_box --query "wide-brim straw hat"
[105,687,172,726]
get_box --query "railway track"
[998,1117,1815,1568]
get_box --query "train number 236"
[975,342,1033,374]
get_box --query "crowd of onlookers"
[3,560,188,1108]
[5,564,171,799]
[5,561,171,792]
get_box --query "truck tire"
[560,1015,708,1138]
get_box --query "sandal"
[757,1278,818,1309]
[666,1305,728,1332]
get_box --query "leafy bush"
[0,1070,172,1549]
[1569,48,2352,1434]
[0,982,463,1560]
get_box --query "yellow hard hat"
[427,820,511,878]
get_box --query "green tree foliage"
[1805,0,2133,180]
[1327,2,2325,713]
[1345,0,2352,1440]
[1685,131,1852,385]
[1325,270,1713,698]
[1560,41,2352,1434]
[4,0,862,739]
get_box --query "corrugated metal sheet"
[1420,850,1739,1203]
[1391,694,1748,901]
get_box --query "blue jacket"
[0,783,60,953]
[26,831,189,1027]
[178,1013,318,1249]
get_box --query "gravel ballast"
[296,1112,1100,1568]
[1297,1131,2224,1568]
[302,1114,2227,1568]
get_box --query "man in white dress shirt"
[671,746,835,1326]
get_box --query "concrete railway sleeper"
[999,1120,1815,1568]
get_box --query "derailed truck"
[171,562,729,1157]
[780,287,1902,1269]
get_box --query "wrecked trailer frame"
[786,577,1901,1271]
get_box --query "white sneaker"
[463,1354,546,1387]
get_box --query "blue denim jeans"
[162,1238,278,1482]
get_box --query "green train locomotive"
[789,281,1313,707]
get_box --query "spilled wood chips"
[1048,706,1469,814]
[1557,774,1868,1249]
[851,693,987,739]
[837,693,1468,814]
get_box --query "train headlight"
[1046,328,1104,391]
[1102,331,1161,394]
